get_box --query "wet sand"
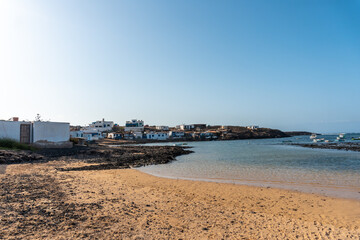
[1,161,360,239]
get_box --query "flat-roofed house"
[125,119,144,132]
[0,117,71,147]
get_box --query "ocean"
[138,135,360,199]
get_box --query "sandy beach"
[1,160,359,239]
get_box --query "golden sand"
[1,161,360,239]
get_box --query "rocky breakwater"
[0,145,193,171]
[291,142,360,152]
[57,145,193,171]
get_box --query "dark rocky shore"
[290,142,360,152]
[0,145,193,171]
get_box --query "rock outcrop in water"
[0,145,193,171]
[290,142,360,152]
[221,127,289,140]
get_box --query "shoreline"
[137,168,360,201]
[1,161,359,239]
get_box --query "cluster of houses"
[0,116,261,147]
[69,118,260,142]
[70,119,182,141]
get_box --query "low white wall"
[33,122,70,143]
[0,121,29,141]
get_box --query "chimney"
[11,117,19,122]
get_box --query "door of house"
[20,124,31,144]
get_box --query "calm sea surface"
[138,135,360,199]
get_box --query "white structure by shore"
[0,118,70,146]
[169,131,185,139]
[146,132,169,140]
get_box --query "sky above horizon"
[0,0,359,133]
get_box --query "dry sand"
[1,161,360,239]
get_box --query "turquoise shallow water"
[138,135,360,199]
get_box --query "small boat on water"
[352,137,360,141]
[313,138,325,143]
[310,134,317,139]
[173,143,188,146]
[336,133,346,142]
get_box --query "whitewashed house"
[83,129,102,141]
[123,132,135,140]
[32,121,70,143]
[0,118,70,147]
[168,131,185,139]
[156,126,169,131]
[107,132,122,140]
[125,119,144,132]
[178,124,194,130]
[146,132,169,140]
[0,119,32,143]
[247,125,259,130]
[88,118,114,132]
[133,131,143,139]
[70,131,84,138]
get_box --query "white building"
[107,132,122,139]
[32,121,70,143]
[88,118,114,132]
[83,129,102,141]
[146,132,169,140]
[70,131,84,138]
[156,126,169,131]
[177,124,206,130]
[247,125,259,130]
[123,132,134,140]
[169,131,185,139]
[0,120,32,143]
[133,131,143,139]
[177,124,194,130]
[0,118,70,145]
[125,119,144,132]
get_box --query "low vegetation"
[0,138,34,151]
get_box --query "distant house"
[107,132,122,140]
[133,131,143,139]
[146,132,169,140]
[169,131,185,139]
[156,126,169,131]
[123,132,134,140]
[125,119,144,132]
[178,124,207,131]
[70,131,84,138]
[247,125,259,130]
[179,124,193,130]
[88,118,114,132]
[0,118,70,147]
[83,129,102,141]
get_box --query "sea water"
[138,135,360,199]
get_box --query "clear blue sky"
[0,0,359,133]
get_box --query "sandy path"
[1,161,360,239]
